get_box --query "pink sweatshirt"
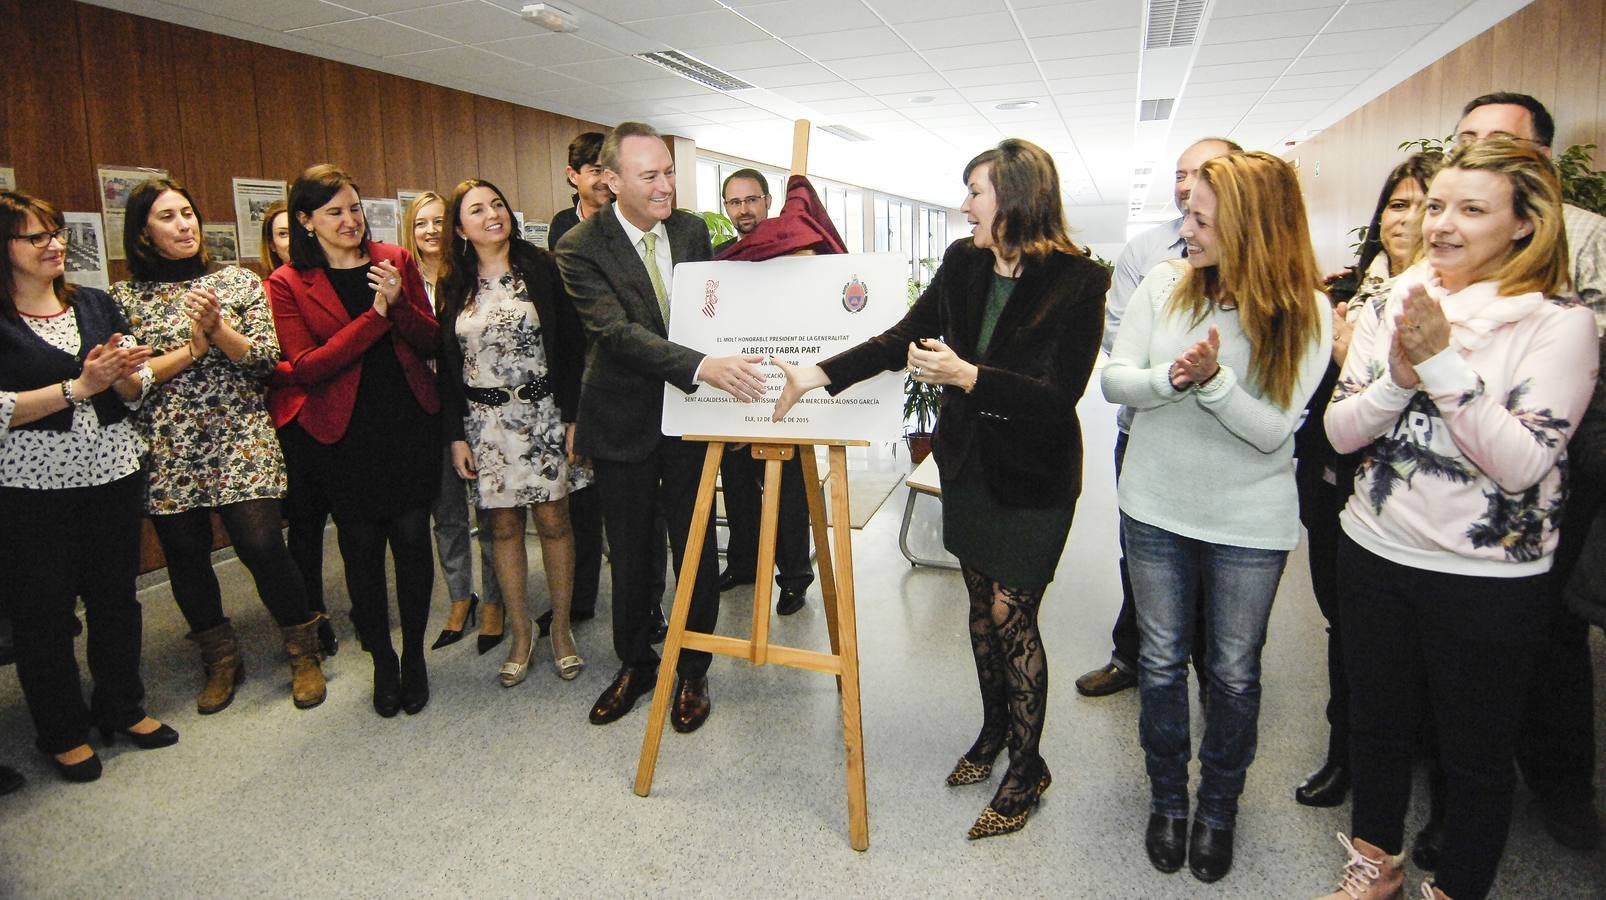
[1325,261,1598,576]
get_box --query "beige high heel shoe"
[552,627,584,681]
[497,620,535,688]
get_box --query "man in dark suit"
[555,122,766,732]
[715,168,814,615]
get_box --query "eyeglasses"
[1451,131,1542,148]
[723,195,767,210]
[11,227,69,248]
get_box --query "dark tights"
[335,507,433,678]
[961,563,1049,817]
[286,510,329,617]
[151,498,312,631]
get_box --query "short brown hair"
[287,164,368,270]
[600,121,663,173]
[962,138,1081,263]
[0,191,75,318]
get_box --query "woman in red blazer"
[266,164,440,718]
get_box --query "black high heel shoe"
[400,653,429,715]
[99,721,179,750]
[45,747,101,783]
[372,652,402,718]
[431,593,479,650]
[477,603,506,656]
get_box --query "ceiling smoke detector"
[521,4,578,33]
[634,50,755,92]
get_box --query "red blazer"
[266,241,440,444]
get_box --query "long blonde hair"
[1169,151,1323,410]
[1433,139,1570,296]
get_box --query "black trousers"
[568,483,603,616]
[1110,430,1208,682]
[720,446,813,592]
[594,437,719,678]
[1,474,148,753]
[1339,533,1546,900]
[150,498,313,632]
[1515,451,1600,802]
[1296,457,1349,765]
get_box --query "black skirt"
[940,453,1075,587]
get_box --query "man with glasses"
[713,168,814,616]
[1449,91,1604,853]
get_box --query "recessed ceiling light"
[994,99,1039,111]
[910,95,935,104]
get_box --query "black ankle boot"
[1294,758,1351,807]
[1145,813,1187,873]
[1187,818,1234,883]
[1412,816,1444,869]
[371,649,402,718]
[400,651,428,715]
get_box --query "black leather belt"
[464,375,553,406]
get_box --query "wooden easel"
[634,120,871,851]
[634,438,870,851]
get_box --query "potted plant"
[904,258,941,462]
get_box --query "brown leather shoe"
[589,666,657,725]
[670,675,711,733]
[1074,662,1136,697]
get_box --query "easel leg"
[799,448,843,674]
[635,441,724,797]
[827,446,869,851]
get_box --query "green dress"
[939,274,1078,587]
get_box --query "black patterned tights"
[961,563,1049,817]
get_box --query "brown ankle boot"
[281,614,329,709]
[1316,833,1405,899]
[188,622,243,715]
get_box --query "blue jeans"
[1122,513,1288,829]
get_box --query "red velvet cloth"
[714,175,847,261]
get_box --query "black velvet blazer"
[820,239,1107,508]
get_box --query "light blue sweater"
[1101,261,1331,550]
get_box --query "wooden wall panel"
[4,0,95,209]
[430,85,480,193]
[253,43,328,185]
[379,74,439,196]
[513,105,555,222]
[320,61,387,196]
[76,3,185,182]
[1294,0,1604,268]
[473,96,520,205]
[174,27,263,224]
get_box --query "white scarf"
[1389,259,1546,353]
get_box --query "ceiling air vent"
[634,50,754,92]
[1144,0,1205,50]
[1138,98,1175,121]
[818,124,872,142]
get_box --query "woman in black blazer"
[775,138,1107,839]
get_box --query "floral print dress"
[456,272,592,509]
[112,265,285,514]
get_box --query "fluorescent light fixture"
[521,4,578,33]
[634,50,755,92]
[818,124,872,142]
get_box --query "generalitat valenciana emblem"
[841,276,868,313]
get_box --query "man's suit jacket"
[554,205,712,462]
[820,238,1107,509]
[265,241,440,444]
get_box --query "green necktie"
[641,232,668,323]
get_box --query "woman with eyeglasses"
[267,164,441,718]
[400,190,504,654]
[438,178,589,687]
[112,179,330,714]
[0,191,173,782]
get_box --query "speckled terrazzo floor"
[2,389,1602,898]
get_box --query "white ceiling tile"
[685,39,807,70]
[663,92,763,111]
[344,0,472,11]
[1188,59,1291,82]
[383,1,525,44]
[692,104,784,123]
[1178,95,1258,114]
[1303,24,1434,57]
[1259,85,1351,104]
[548,56,668,85]
[161,0,359,29]
[507,67,604,94]
[1017,0,1142,37]
[880,89,966,107]
[737,62,841,88]
[894,14,1023,50]
[1326,0,1473,32]
[958,81,1051,103]
[1045,73,1135,95]
[612,76,717,100]
[1032,27,1140,60]
[562,0,719,21]
[942,63,1042,88]
[1193,36,1312,66]
[867,0,1006,24]
[289,16,455,57]
[806,96,891,114]
[1280,53,1372,77]
[852,73,951,95]
[1204,8,1340,43]
[827,52,933,80]
[1271,69,1366,91]
[926,40,1034,71]
[1038,53,1137,78]
[1210,0,1341,16]
[626,9,771,47]
[738,0,883,37]
[393,44,527,78]
[770,82,865,102]
[1046,87,1129,106]
[476,33,621,66]
[787,27,908,61]
[1188,76,1278,98]
[644,112,713,129]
